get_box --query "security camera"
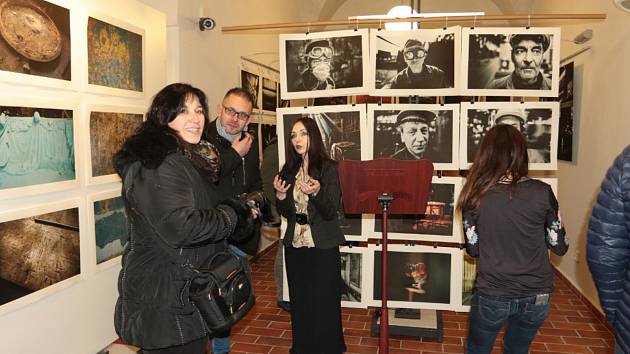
[199,17,215,31]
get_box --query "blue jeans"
[211,245,246,353]
[466,292,550,354]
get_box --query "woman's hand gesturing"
[273,175,291,200]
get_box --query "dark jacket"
[389,64,447,89]
[205,119,262,255]
[112,128,247,350]
[277,159,345,249]
[587,145,630,353]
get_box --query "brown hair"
[457,124,529,212]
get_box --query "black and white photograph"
[369,27,460,96]
[241,69,260,109]
[557,61,575,161]
[365,244,463,310]
[460,101,559,170]
[462,27,560,97]
[371,176,463,243]
[340,246,369,308]
[280,29,370,100]
[262,77,278,112]
[367,103,460,170]
[277,105,367,241]
[260,123,277,154]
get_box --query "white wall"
[0,0,166,353]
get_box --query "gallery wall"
[0,0,166,353]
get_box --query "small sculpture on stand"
[406,262,427,294]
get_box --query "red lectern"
[338,158,434,354]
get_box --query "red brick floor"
[225,242,615,354]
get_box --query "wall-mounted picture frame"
[240,69,260,110]
[86,189,126,270]
[277,105,368,241]
[262,77,278,113]
[460,101,559,170]
[0,97,79,200]
[85,104,144,185]
[461,27,560,97]
[85,12,144,97]
[340,246,370,308]
[365,244,463,311]
[0,198,81,315]
[369,26,460,97]
[280,29,370,100]
[367,103,460,170]
[368,176,463,243]
[0,0,78,92]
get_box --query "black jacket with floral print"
[463,178,568,298]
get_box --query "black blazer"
[277,159,345,249]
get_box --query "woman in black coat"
[273,117,346,354]
[113,83,255,354]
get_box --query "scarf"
[182,139,221,183]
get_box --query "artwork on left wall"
[91,193,126,266]
[0,202,80,309]
[87,15,143,93]
[0,0,71,81]
[0,103,76,196]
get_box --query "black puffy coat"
[112,128,245,350]
[587,145,630,353]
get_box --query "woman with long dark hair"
[273,117,346,353]
[113,83,256,353]
[458,124,568,354]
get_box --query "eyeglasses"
[403,47,427,60]
[223,106,250,121]
[307,46,333,60]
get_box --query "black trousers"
[141,336,207,354]
[285,245,346,354]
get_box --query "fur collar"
[113,127,178,178]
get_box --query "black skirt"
[285,245,346,354]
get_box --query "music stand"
[338,158,433,354]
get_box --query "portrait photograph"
[277,105,367,241]
[370,176,463,243]
[262,77,278,112]
[88,107,144,183]
[91,193,126,266]
[367,103,460,170]
[369,27,460,97]
[0,0,72,85]
[241,69,260,109]
[460,101,559,170]
[462,27,560,97]
[0,201,80,310]
[87,16,143,93]
[365,244,463,310]
[0,103,76,196]
[280,29,370,100]
[340,246,370,308]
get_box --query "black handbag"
[188,247,255,333]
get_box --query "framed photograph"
[340,246,370,308]
[462,27,560,97]
[280,29,370,100]
[85,13,144,97]
[460,101,559,170]
[368,176,463,243]
[0,0,77,91]
[367,103,460,170]
[557,61,575,162]
[277,105,368,241]
[87,189,126,269]
[260,122,277,153]
[0,199,81,314]
[369,27,460,97]
[365,244,463,310]
[0,98,79,200]
[262,77,278,112]
[86,104,144,184]
[241,69,260,110]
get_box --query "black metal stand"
[377,193,394,354]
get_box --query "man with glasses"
[389,39,446,89]
[486,34,552,90]
[204,87,263,354]
[294,39,336,91]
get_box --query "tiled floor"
[226,242,615,354]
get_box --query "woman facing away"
[457,124,568,354]
[272,117,346,353]
[112,83,257,354]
